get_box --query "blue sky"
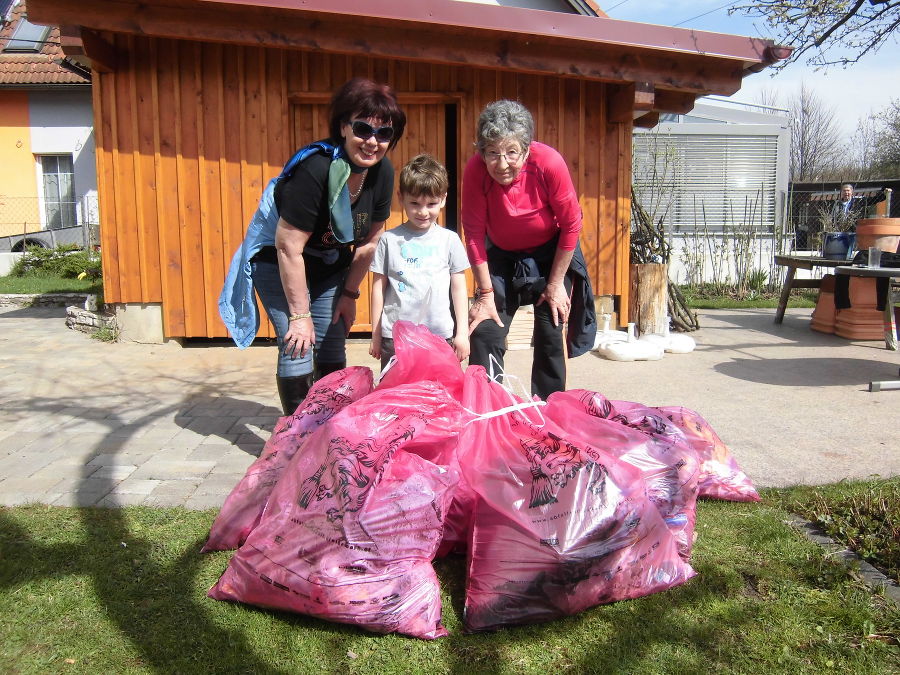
[604,1,900,140]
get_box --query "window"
[3,15,50,52]
[633,133,779,233]
[39,155,77,229]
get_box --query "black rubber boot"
[276,373,314,416]
[315,360,346,380]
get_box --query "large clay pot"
[856,218,900,253]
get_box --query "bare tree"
[787,84,844,181]
[843,113,882,180]
[872,99,900,174]
[731,0,900,68]
[753,86,782,109]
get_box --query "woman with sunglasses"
[461,99,596,399]
[221,78,405,415]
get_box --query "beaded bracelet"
[342,287,361,300]
[288,312,312,322]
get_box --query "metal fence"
[786,185,896,252]
[0,194,100,249]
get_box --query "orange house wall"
[93,35,632,338]
[0,92,41,238]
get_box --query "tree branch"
[814,0,866,47]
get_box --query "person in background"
[461,100,596,400]
[369,154,470,369]
[220,78,406,415]
[832,183,887,225]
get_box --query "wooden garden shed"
[28,0,788,341]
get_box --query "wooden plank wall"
[93,35,631,338]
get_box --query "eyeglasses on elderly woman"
[483,149,523,164]
[350,120,395,143]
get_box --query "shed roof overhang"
[27,0,790,120]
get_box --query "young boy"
[369,154,470,369]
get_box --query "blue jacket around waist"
[218,141,341,348]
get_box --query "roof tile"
[0,1,90,85]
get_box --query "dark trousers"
[470,275,572,400]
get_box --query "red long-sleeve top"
[461,141,582,265]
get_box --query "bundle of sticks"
[630,188,699,332]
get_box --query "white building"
[633,98,791,286]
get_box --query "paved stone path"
[1,304,898,510]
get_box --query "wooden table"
[835,265,900,391]
[773,254,849,324]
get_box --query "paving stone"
[130,460,215,481]
[150,479,200,497]
[186,444,243,461]
[200,432,239,445]
[109,478,161,495]
[1,474,65,491]
[91,465,139,481]
[161,428,208,450]
[98,493,150,507]
[51,491,111,507]
[0,431,47,453]
[184,493,227,510]
[143,493,188,508]
[88,453,143,467]
[194,473,243,495]
[2,493,64,507]
[50,476,123,493]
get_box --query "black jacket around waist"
[486,236,597,358]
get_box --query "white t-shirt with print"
[370,223,469,339]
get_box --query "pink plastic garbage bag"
[202,367,374,553]
[208,382,469,639]
[460,370,695,632]
[376,320,464,401]
[657,406,760,502]
[544,390,700,560]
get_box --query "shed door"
[290,101,451,332]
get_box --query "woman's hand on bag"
[332,294,357,336]
[468,294,504,334]
[538,281,570,327]
[283,316,315,359]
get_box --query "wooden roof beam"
[653,90,696,115]
[59,25,117,72]
[29,0,750,95]
[634,112,661,129]
[607,82,656,124]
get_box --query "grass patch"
[764,477,900,584]
[682,286,818,310]
[1,499,898,674]
[0,274,102,295]
[1,245,103,296]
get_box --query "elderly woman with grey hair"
[461,100,596,399]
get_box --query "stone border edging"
[0,292,90,307]
[786,514,900,607]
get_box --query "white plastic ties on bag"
[468,398,547,423]
[467,354,547,426]
[375,354,398,385]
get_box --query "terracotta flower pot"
[856,218,900,253]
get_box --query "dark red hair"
[329,78,406,150]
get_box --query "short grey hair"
[476,100,534,153]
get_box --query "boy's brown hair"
[399,154,449,198]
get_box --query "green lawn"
[2,490,897,674]
[0,274,101,295]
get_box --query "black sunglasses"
[350,120,395,143]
